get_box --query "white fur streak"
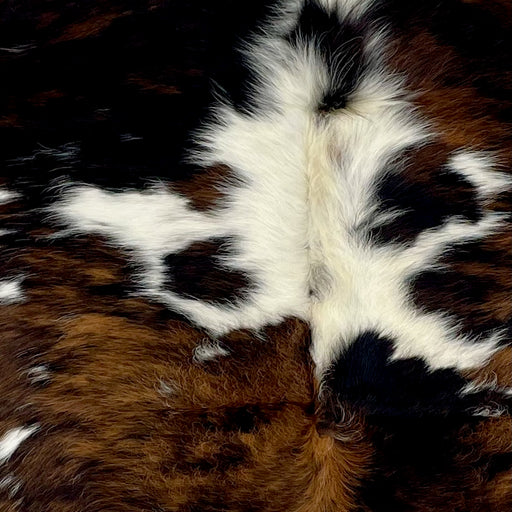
[0,426,39,465]
[0,278,25,305]
[193,340,230,363]
[158,380,178,397]
[26,365,51,385]
[470,405,507,418]
[0,474,22,498]
[449,152,512,199]
[317,0,376,19]
[462,378,512,397]
[0,189,20,205]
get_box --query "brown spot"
[163,238,251,304]
[52,10,129,43]
[172,164,236,212]
[293,420,373,512]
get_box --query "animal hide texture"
[0,1,511,511]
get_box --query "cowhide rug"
[0,1,511,511]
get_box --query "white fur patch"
[49,180,311,334]
[47,0,510,376]
[0,278,25,305]
[0,426,39,465]
[306,82,508,373]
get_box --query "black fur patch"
[370,167,481,245]
[410,268,505,339]
[287,0,367,112]
[325,331,506,511]
[0,0,275,201]
[163,238,252,304]
[325,331,474,418]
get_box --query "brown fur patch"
[464,347,512,389]
[389,30,512,155]
[0,239,370,511]
[172,164,237,212]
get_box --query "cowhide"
[0,1,511,511]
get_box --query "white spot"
[158,380,178,397]
[193,339,230,363]
[318,0,377,19]
[0,426,39,465]
[0,278,25,305]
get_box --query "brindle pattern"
[1,1,511,511]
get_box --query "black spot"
[163,238,252,304]
[410,269,506,340]
[370,167,481,245]
[487,452,512,479]
[325,331,473,419]
[197,404,275,434]
[224,404,274,433]
[206,1,277,115]
[412,269,493,309]
[286,0,367,113]
[325,331,500,511]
